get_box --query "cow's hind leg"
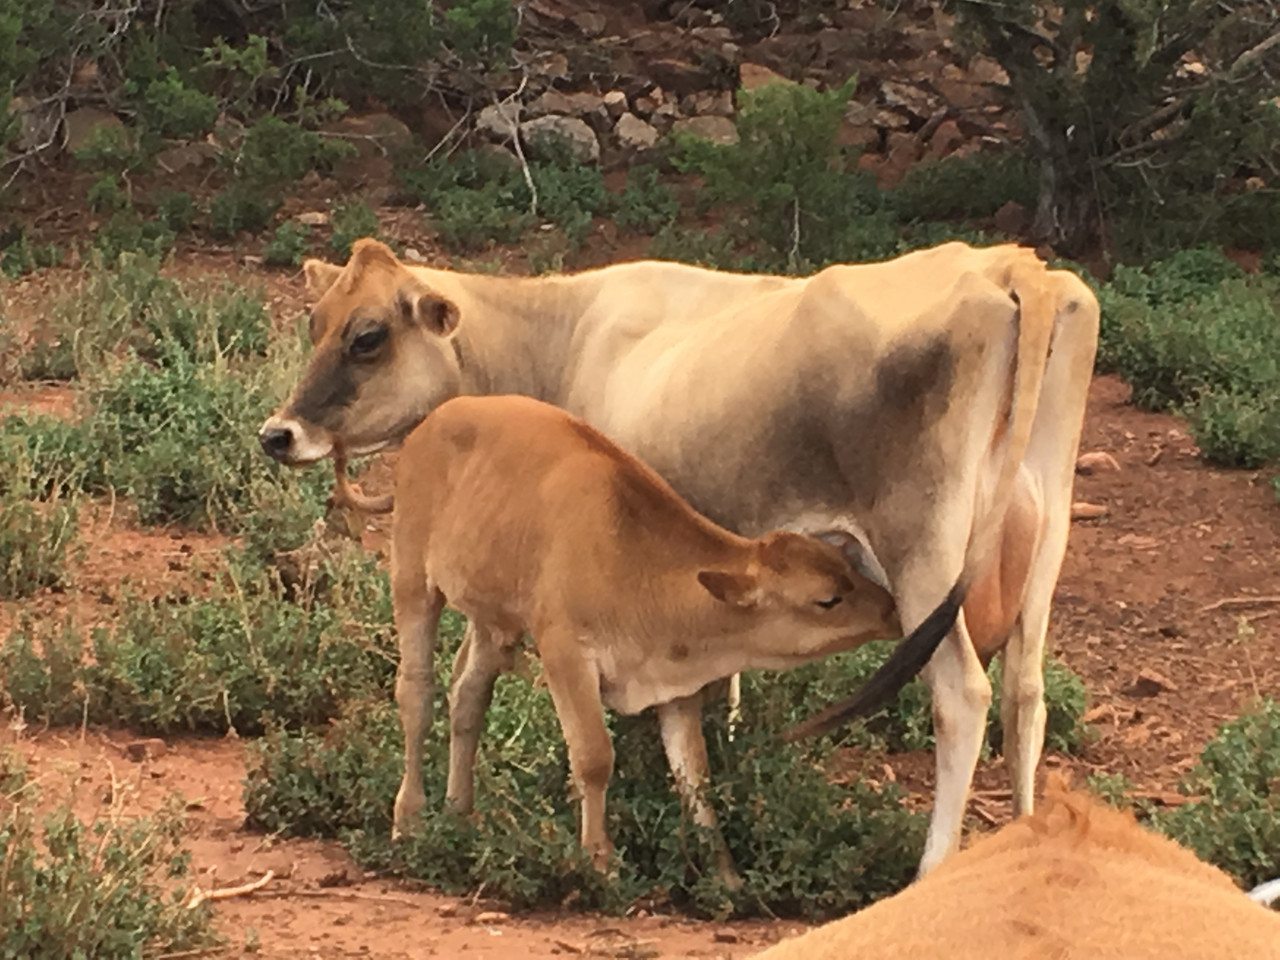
[918,609,991,878]
[540,637,616,873]
[392,578,445,839]
[657,694,742,889]
[1002,489,1066,818]
[446,620,515,815]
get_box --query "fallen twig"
[266,888,421,907]
[1200,596,1280,613]
[187,869,276,910]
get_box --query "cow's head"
[259,238,462,465]
[698,531,900,653]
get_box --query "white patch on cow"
[265,415,333,464]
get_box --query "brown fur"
[753,775,1280,959]
[388,395,902,884]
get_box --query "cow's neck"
[445,269,592,404]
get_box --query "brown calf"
[752,775,1280,959]
[387,395,904,883]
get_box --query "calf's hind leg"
[657,694,742,889]
[446,619,517,814]
[539,636,616,872]
[392,579,445,839]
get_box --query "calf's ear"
[303,259,343,298]
[698,570,761,608]
[399,280,461,337]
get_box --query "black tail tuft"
[781,584,963,743]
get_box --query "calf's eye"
[351,327,387,357]
[815,596,843,610]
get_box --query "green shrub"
[1097,250,1280,467]
[244,642,926,918]
[263,220,313,267]
[235,114,355,186]
[0,496,78,599]
[0,616,86,725]
[209,185,279,239]
[403,148,530,252]
[93,211,176,263]
[673,76,899,270]
[330,200,380,260]
[88,551,395,735]
[0,751,219,959]
[155,191,198,232]
[889,152,1038,224]
[617,165,680,235]
[1156,700,1280,889]
[133,67,219,141]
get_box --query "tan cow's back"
[753,778,1280,960]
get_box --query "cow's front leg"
[657,694,742,890]
[393,581,444,839]
[446,620,515,814]
[540,640,616,873]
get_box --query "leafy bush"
[0,496,78,599]
[0,617,86,725]
[263,220,313,267]
[244,640,926,918]
[1097,248,1280,467]
[949,0,1280,256]
[1156,700,1280,889]
[330,200,381,260]
[616,165,680,235]
[889,152,1038,223]
[209,185,279,239]
[133,67,219,141]
[673,76,900,271]
[0,751,219,959]
[0,225,62,278]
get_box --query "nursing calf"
[386,394,907,881]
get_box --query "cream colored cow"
[260,238,1100,877]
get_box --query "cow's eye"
[350,327,387,357]
[815,595,843,610]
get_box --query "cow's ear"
[399,284,461,337]
[303,259,343,298]
[698,570,760,608]
[816,531,890,592]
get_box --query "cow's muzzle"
[259,424,295,461]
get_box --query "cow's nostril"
[259,426,294,459]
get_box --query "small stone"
[1075,451,1122,475]
[62,107,124,154]
[633,96,658,118]
[1071,501,1109,520]
[603,90,628,119]
[571,10,607,36]
[528,90,606,120]
[739,62,793,91]
[926,118,964,159]
[614,113,659,150]
[155,141,221,173]
[522,115,600,163]
[403,247,426,263]
[473,910,509,925]
[993,199,1029,236]
[123,738,167,762]
[713,930,740,943]
[671,115,738,145]
[298,211,329,227]
[437,903,459,918]
[475,102,521,141]
[1127,668,1178,698]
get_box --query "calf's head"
[698,532,900,654]
[259,238,463,465]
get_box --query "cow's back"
[752,786,1280,960]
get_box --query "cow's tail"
[331,450,395,515]
[782,257,1056,742]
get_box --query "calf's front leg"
[657,694,743,890]
[392,581,444,839]
[539,639,616,872]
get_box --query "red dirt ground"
[3,264,1279,956]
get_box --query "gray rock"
[614,113,659,150]
[528,90,606,119]
[476,102,521,141]
[521,115,600,164]
[671,115,738,145]
[62,107,123,154]
[603,90,629,119]
[325,111,413,159]
[154,140,221,173]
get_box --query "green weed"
[263,220,313,267]
[330,200,380,260]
